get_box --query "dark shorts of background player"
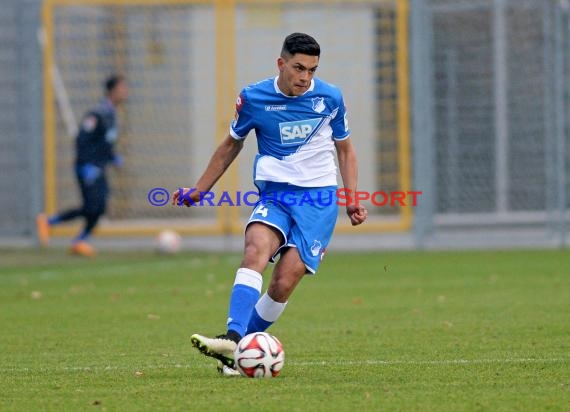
[75,164,109,221]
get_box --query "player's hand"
[171,187,200,207]
[346,204,368,226]
[79,164,101,186]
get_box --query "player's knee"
[241,242,272,269]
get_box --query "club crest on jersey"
[312,97,325,113]
[279,118,322,145]
[310,240,322,257]
[82,115,97,132]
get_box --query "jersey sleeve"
[331,94,350,141]
[229,89,254,140]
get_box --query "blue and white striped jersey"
[230,76,350,190]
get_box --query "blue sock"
[246,292,287,334]
[73,231,89,243]
[247,307,273,333]
[48,215,60,225]
[226,268,263,338]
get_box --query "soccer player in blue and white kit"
[172,33,367,375]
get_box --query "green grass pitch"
[1,248,569,411]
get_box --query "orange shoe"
[69,241,96,257]
[36,213,50,247]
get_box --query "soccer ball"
[155,230,181,254]
[234,332,285,378]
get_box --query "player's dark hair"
[281,33,320,58]
[104,75,125,94]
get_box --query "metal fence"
[412,0,569,248]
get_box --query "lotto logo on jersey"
[279,118,322,145]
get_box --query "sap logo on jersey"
[279,118,321,145]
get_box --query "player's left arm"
[335,138,368,226]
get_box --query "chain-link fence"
[412,0,569,248]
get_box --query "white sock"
[255,292,287,323]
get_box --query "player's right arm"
[174,90,253,207]
[172,134,244,207]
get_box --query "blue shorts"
[246,182,338,274]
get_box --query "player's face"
[277,53,319,96]
[110,80,130,105]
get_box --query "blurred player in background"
[173,33,367,375]
[36,75,129,257]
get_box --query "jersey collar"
[99,97,116,113]
[273,76,315,97]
